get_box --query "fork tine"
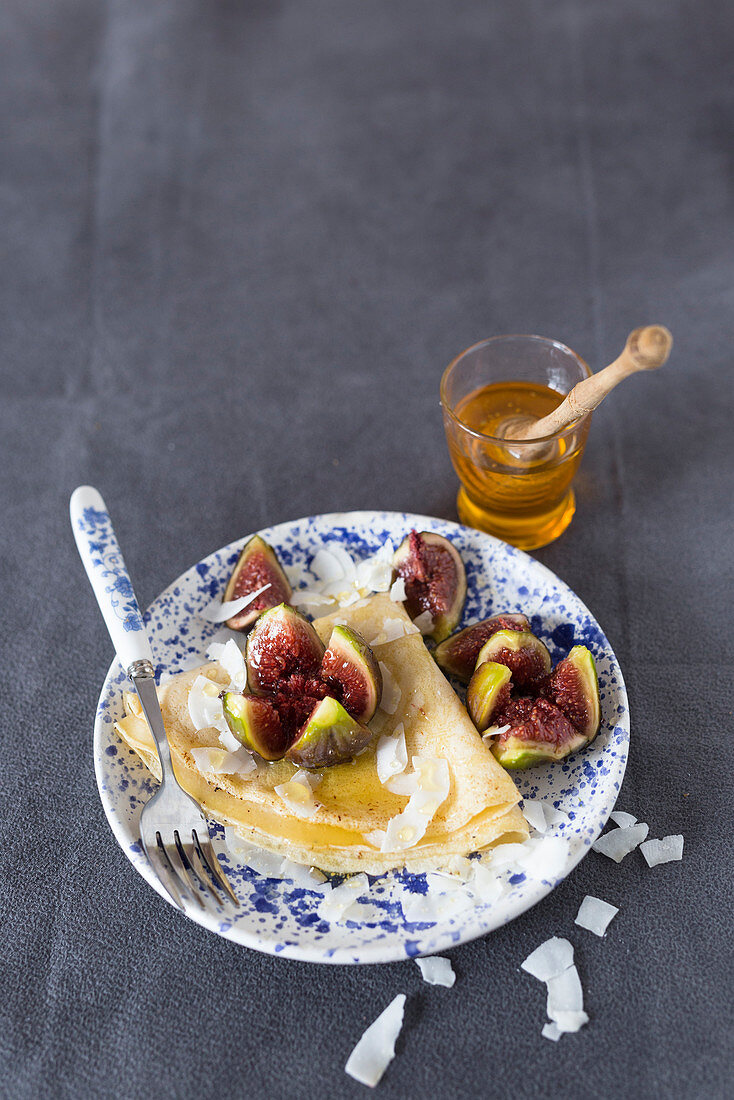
[193,830,240,907]
[141,834,187,911]
[169,831,208,910]
[179,835,225,908]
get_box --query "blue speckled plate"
[94,512,628,964]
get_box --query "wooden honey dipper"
[499,325,673,456]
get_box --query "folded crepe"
[115,593,528,873]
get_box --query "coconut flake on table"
[379,756,450,852]
[412,610,434,635]
[274,770,321,819]
[389,576,406,602]
[376,723,408,785]
[344,993,406,1089]
[189,746,257,778]
[198,584,271,623]
[521,937,575,982]
[205,638,247,689]
[378,662,401,715]
[415,957,456,988]
[546,965,584,1018]
[640,835,684,867]
[609,810,637,828]
[541,1022,563,1042]
[575,895,619,936]
[318,873,369,924]
[592,821,649,862]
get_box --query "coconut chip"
[310,547,346,584]
[412,610,434,634]
[389,577,406,602]
[520,836,569,881]
[379,756,450,852]
[575,895,619,936]
[369,618,419,646]
[345,993,406,1089]
[274,770,321,820]
[378,662,401,715]
[592,821,649,863]
[521,800,549,834]
[640,835,684,867]
[521,937,574,982]
[356,555,393,594]
[546,965,583,1018]
[318,873,369,924]
[541,1022,562,1042]
[187,674,227,732]
[609,810,637,828]
[198,584,271,623]
[189,746,257,778]
[206,638,247,689]
[481,723,511,742]
[415,956,456,988]
[375,724,408,785]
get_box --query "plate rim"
[93,509,629,964]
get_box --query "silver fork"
[70,485,239,914]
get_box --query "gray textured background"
[1,1,732,1097]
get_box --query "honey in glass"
[441,337,592,550]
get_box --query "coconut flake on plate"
[206,638,247,689]
[198,584,271,623]
[401,887,474,924]
[389,577,406,602]
[609,810,637,828]
[521,800,549,834]
[376,723,408,785]
[639,835,684,867]
[468,862,506,906]
[189,746,257,778]
[486,841,535,870]
[412,610,434,635]
[575,894,619,936]
[223,828,283,876]
[218,725,245,753]
[520,836,569,881]
[378,662,401,715]
[344,993,406,1089]
[521,937,574,982]
[544,806,571,829]
[356,554,393,594]
[592,821,649,863]
[415,956,456,987]
[274,770,321,819]
[291,587,337,612]
[379,756,450,852]
[310,547,347,584]
[278,859,329,890]
[318,873,369,924]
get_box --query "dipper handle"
[508,325,673,441]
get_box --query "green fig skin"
[466,661,512,733]
[320,625,382,723]
[491,731,587,769]
[287,696,374,769]
[223,535,292,631]
[433,613,531,683]
[474,629,551,688]
[220,691,291,760]
[543,645,600,741]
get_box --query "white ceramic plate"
[94,511,629,964]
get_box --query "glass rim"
[440,334,593,445]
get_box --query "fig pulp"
[223,535,292,630]
[320,625,382,724]
[466,661,512,733]
[542,645,600,741]
[246,604,325,695]
[433,613,531,683]
[474,629,551,689]
[287,696,373,769]
[490,696,587,768]
[393,530,467,643]
[221,692,292,760]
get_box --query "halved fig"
[433,613,531,682]
[287,696,374,769]
[246,604,325,695]
[320,625,383,723]
[466,661,512,733]
[491,696,587,769]
[221,692,291,760]
[542,645,600,741]
[392,530,467,643]
[223,535,292,630]
[474,629,551,689]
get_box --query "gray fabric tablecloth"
[2,1,732,1097]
